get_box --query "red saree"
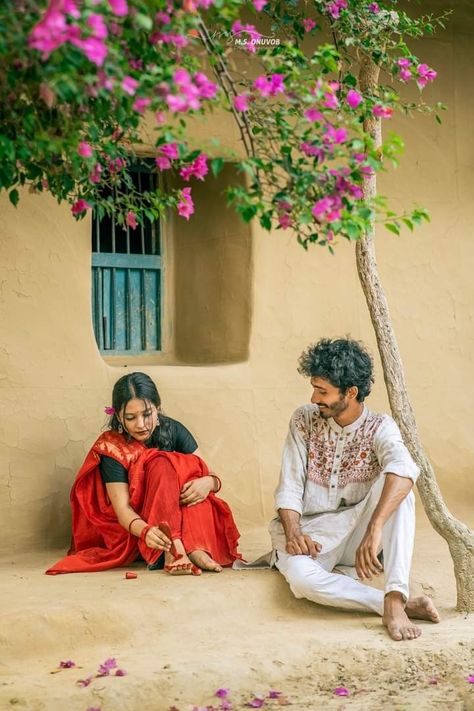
[46,430,241,574]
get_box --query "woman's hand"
[144,525,172,551]
[180,476,214,506]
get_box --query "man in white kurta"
[271,338,440,641]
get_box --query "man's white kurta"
[269,404,419,558]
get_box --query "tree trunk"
[357,57,474,611]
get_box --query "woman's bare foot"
[382,592,421,641]
[406,595,440,623]
[164,539,201,576]
[188,550,223,572]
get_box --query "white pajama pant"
[275,477,416,616]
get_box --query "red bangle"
[210,474,222,493]
[139,525,152,546]
[128,516,142,535]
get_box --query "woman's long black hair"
[108,372,172,449]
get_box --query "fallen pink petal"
[467,675,474,683]
[115,668,127,676]
[59,660,76,668]
[216,688,230,698]
[428,677,438,685]
[76,675,93,688]
[247,699,265,708]
[268,690,281,698]
[333,687,350,696]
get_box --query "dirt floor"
[0,501,473,711]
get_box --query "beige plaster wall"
[0,5,473,556]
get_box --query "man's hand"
[355,523,383,580]
[180,476,214,506]
[286,534,321,558]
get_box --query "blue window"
[91,165,161,354]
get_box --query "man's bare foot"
[188,550,223,572]
[164,539,201,576]
[406,595,440,623]
[382,592,421,641]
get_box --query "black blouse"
[100,417,198,483]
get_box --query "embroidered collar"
[327,405,369,435]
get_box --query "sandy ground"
[0,502,473,711]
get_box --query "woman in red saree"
[47,372,241,575]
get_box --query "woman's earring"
[118,423,123,434]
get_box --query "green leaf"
[385,222,400,236]
[135,13,153,31]
[260,212,272,230]
[402,218,414,231]
[211,158,224,177]
[8,188,19,207]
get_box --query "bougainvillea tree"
[1,0,472,609]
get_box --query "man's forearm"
[369,473,413,530]
[278,508,302,540]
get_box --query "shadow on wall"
[171,164,253,364]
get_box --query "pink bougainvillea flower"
[233,94,250,112]
[132,97,151,114]
[323,91,339,110]
[59,660,76,668]
[253,74,284,98]
[346,88,363,108]
[194,72,218,99]
[28,1,69,57]
[180,154,208,181]
[416,63,437,88]
[467,675,474,684]
[177,187,194,220]
[109,0,128,15]
[216,688,230,698]
[78,141,93,158]
[122,76,138,95]
[155,111,166,124]
[156,11,171,23]
[115,668,127,676]
[97,657,118,676]
[87,13,108,39]
[71,199,92,215]
[253,0,267,10]
[312,196,332,218]
[278,214,293,230]
[231,20,262,53]
[368,2,380,12]
[159,142,179,160]
[327,0,347,20]
[333,687,350,696]
[247,699,265,708]
[76,675,93,687]
[324,125,347,144]
[155,156,172,171]
[277,200,292,212]
[166,94,189,112]
[267,691,282,698]
[104,406,115,415]
[372,104,393,118]
[126,212,137,230]
[302,18,316,32]
[399,68,411,81]
[304,107,323,122]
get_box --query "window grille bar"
[112,194,116,254]
[125,268,131,350]
[141,269,146,350]
[111,268,116,350]
[96,267,104,350]
[138,172,145,255]
[95,214,100,253]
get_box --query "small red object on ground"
[125,571,138,579]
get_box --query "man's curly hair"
[298,337,374,402]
